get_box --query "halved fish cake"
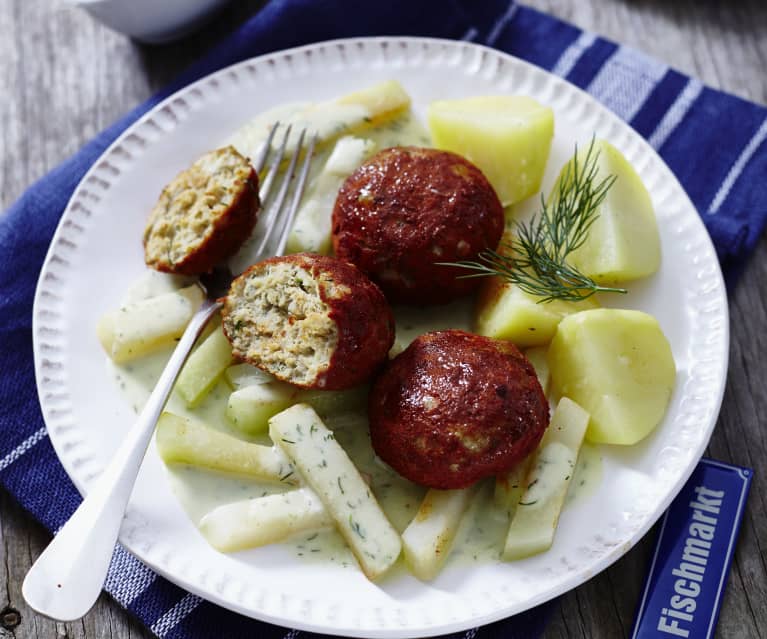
[221,254,395,390]
[143,146,259,275]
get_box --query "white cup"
[70,0,234,43]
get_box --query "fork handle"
[23,296,222,622]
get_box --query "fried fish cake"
[332,147,504,304]
[369,330,548,488]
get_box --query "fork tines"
[233,123,317,272]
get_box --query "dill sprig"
[448,141,628,303]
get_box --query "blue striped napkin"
[1,1,765,638]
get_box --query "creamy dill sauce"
[112,108,602,574]
[565,442,602,504]
[114,287,602,572]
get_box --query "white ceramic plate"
[33,37,728,637]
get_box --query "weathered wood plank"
[1,489,153,639]
[1,0,765,638]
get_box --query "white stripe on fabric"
[104,544,157,607]
[150,593,203,637]
[550,31,596,78]
[283,630,301,639]
[485,3,519,46]
[647,79,703,150]
[586,46,667,121]
[461,26,479,42]
[463,628,479,639]
[0,427,47,471]
[709,115,767,214]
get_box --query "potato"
[427,96,554,206]
[548,309,675,445]
[553,139,660,284]
[475,275,598,347]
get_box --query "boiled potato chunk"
[554,139,660,283]
[428,96,554,206]
[548,309,675,445]
[475,275,598,347]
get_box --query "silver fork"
[22,123,317,622]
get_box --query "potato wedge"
[475,273,598,347]
[548,308,675,445]
[428,95,554,206]
[553,139,660,283]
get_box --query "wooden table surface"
[1,1,765,637]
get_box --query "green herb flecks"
[445,141,627,303]
[349,515,366,539]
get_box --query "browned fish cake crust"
[143,146,259,275]
[221,253,395,390]
[331,147,504,305]
[369,330,549,488]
